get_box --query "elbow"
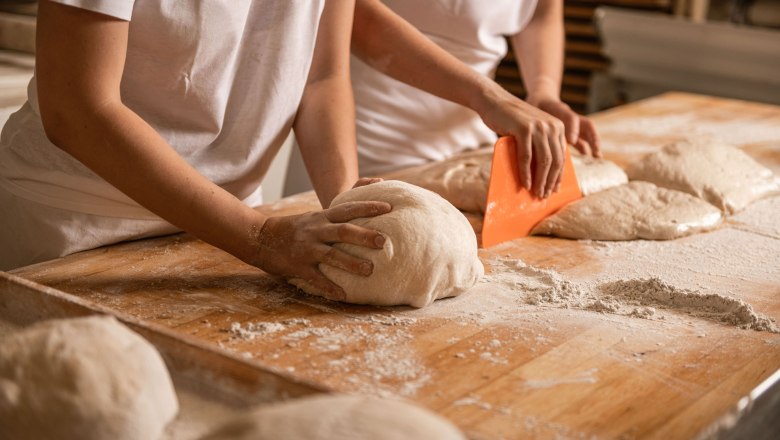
[39,101,73,150]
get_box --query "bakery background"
[1,1,779,439]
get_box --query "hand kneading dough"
[290,180,483,307]
[0,316,179,440]
[199,394,465,440]
[532,182,723,240]
[402,149,627,213]
[626,139,780,214]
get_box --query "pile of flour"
[483,257,778,333]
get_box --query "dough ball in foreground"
[199,394,466,440]
[532,181,723,240]
[402,149,627,213]
[0,316,179,440]
[626,139,780,214]
[290,180,483,307]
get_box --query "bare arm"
[294,0,358,208]
[36,1,389,298]
[511,0,601,157]
[351,0,566,198]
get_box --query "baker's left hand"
[531,98,602,158]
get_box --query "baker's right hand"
[249,201,392,301]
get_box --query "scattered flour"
[480,257,778,333]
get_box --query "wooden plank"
[7,92,780,439]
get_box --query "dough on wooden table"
[531,182,723,240]
[290,180,483,307]
[402,148,627,213]
[626,139,780,214]
[571,153,628,195]
[0,316,179,440]
[402,148,492,213]
[199,394,465,440]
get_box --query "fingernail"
[374,235,385,247]
[360,261,373,275]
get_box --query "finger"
[562,110,580,146]
[576,138,592,157]
[320,222,386,249]
[544,133,564,198]
[353,177,383,188]
[325,201,392,223]
[302,269,346,302]
[580,117,602,158]
[531,131,552,198]
[317,245,374,276]
[515,131,533,191]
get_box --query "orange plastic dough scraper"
[481,136,583,248]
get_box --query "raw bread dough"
[626,139,780,214]
[403,149,492,213]
[403,148,627,213]
[290,180,483,307]
[571,153,628,195]
[531,181,723,240]
[0,316,179,440]
[199,394,465,440]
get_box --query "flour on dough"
[403,148,627,213]
[532,181,723,240]
[290,180,483,307]
[199,394,465,440]
[626,139,780,214]
[0,316,179,440]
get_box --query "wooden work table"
[3,92,780,439]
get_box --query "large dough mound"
[0,316,179,440]
[199,394,465,440]
[532,181,723,240]
[626,139,780,214]
[403,148,627,213]
[290,180,483,307]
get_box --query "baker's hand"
[531,98,602,159]
[477,88,567,199]
[249,201,391,301]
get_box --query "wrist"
[525,77,561,107]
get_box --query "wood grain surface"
[7,92,780,439]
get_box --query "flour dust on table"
[289,180,483,307]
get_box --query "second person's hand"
[475,83,567,199]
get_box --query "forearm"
[511,0,564,105]
[293,75,358,208]
[351,0,502,115]
[46,102,264,263]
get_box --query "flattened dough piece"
[532,181,723,240]
[0,316,179,440]
[289,180,483,308]
[402,149,492,213]
[199,394,465,440]
[571,153,628,195]
[626,139,780,214]
[402,148,627,213]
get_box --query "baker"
[352,0,601,196]
[0,0,564,296]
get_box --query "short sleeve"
[50,0,135,21]
[517,0,539,31]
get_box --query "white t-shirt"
[0,0,325,219]
[353,0,538,175]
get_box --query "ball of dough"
[0,316,179,440]
[290,180,483,307]
[626,139,780,213]
[532,181,723,240]
[199,394,466,440]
